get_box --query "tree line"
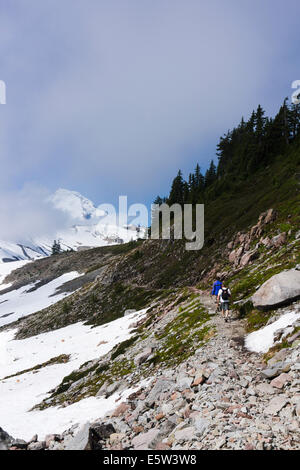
[154,98,300,206]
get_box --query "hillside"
[0,103,300,451]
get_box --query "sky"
[0,0,300,237]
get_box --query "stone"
[194,418,210,435]
[124,309,136,316]
[88,423,116,450]
[255,383,275,395]
[252,269,300,308]
[145,379,175,406]
[174,426,195,441]
[264,396,288,415]
[264,208,277,224]
[192,375,205,386]
[134,348,153,366]
[132,429,160,450]
[267,349,289,366]
[109,433,126,445]
[240,249,259,267]
[45,434,60,448]
[64,423,91,450]
[27,441,46,451]
[176,374,193,391]
[261,361,291,379]
[270,373,292,389]
[0,428,14,450]
[271,232,287,247]
[111,402,130,417]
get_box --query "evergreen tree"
[168,170,185,205]
[51,240,61,255]
[205,160,217,188]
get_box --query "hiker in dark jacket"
[217,283,231,322]
[211,276,222,302]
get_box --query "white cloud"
[0,184,71,241]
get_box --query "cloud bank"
[0,0,299,236]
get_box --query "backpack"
[221,288,230,301]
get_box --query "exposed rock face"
[252,269,300,309]
[0,427,14,450]
[227,209,278,268]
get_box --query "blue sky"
[0,0,300,235]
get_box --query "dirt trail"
[189,287,247,348]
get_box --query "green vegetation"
[149,302,212,367]
[111,335,139,360]
[3,354,70,380]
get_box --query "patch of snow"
[245,310,300,353]
[0,309,148,440]
[0,271,82,327]
[0,260,31,288]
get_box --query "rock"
[111,402,130,417]
[134,347,153,366]
[45,434,60,448]
[264,396,288,415]
[261,237,271,247]
[174,426,195,441]
[252,269,300,308]
[64,422,115,450]
[264,208,277,224]
[287,330,300,344]
[109,433,126,445]
[145,379,175,406]
[88,423,116,450]
[64,423,91,450]
[194,418,210,435]
[176,374,193,391]
[11,439,28,450]
[267,349,289,366]
[261,361,291,379]
[0,427,14,450]
[240,249,259,267]
[27,441,46,451]
[132,429,160,450]
[124,309,136,316]
[271,232,287,247]
[255,383,275,395]
[192,375,205,386]
[270,373,292,389]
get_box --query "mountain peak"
[49,189,103,222]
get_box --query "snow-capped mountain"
[0,189,146,263]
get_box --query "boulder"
[240,249,259,267]
[264,396,288,416]
[252,269,300,308]
[27,441,46,451]
[271,232,287,247]
[132,429,160,450]
[261,361,291,379]
[0,428,14,450]
[134,347,153,366]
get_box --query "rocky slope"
[0,204,299,450]
[2,293,299,451]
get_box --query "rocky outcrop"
[0,427,14,450]
[227,209,278,268]
[252,269,300,309]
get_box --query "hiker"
[211,276,222,303]
[217,283,231,322]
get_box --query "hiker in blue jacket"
[211,276,222,303]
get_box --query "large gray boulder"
[252,269,300,309]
